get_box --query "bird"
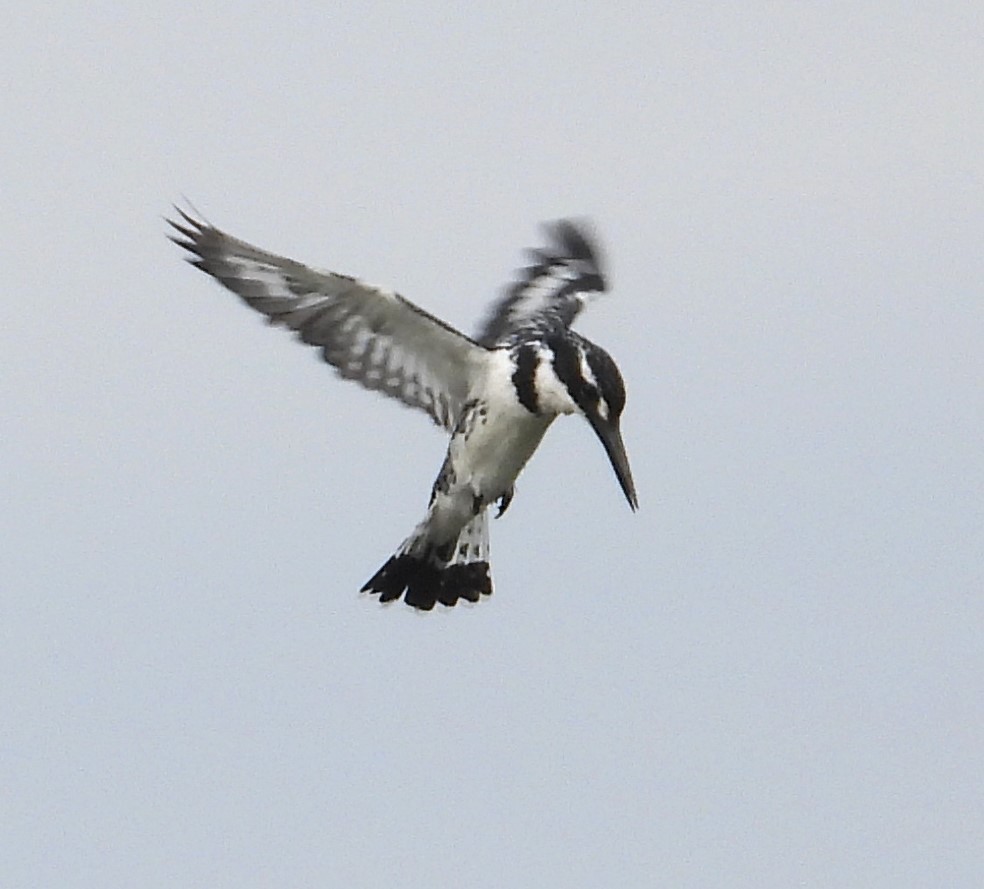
[167,207,637,610]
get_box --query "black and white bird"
[167,208,637,610]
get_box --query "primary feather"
[167,208,486,430]
[475,219,606,347]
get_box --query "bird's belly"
[455,407,553,503]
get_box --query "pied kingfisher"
[168,208,637,610]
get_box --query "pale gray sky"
[3,3,982,887]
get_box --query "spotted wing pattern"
[475,220,607,347]
[168,209,487,430]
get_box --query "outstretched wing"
[475,220,607,347]
[168,208,488,430]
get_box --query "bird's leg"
[495,486,515,518]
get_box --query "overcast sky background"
[3,3,982,887]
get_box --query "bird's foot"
[495,487,515,518]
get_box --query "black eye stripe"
[545,334,625,417]
[547,337,592,404]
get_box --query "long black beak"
[588,415,638,511]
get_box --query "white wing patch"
[168,209,487,430]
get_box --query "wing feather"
[168,209,486,430]
[475,220,607,346]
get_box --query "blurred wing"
[475,220,607,347]
[168,208,487,430]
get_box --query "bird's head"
[547,336,638,511]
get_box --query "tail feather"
[361,512,492,610]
